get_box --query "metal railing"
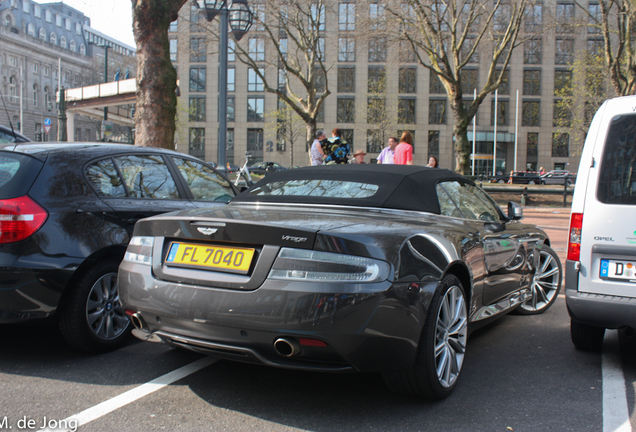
[479,182,573,207]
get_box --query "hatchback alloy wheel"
[86,272,128,341]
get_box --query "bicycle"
[233,151,254,188]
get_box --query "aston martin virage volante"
[119,164,561,399]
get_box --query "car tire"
[59,259,131,352]
[383,274,468,399]
[516,245,562,315]
[571,320,605,352]
[529,180,536,185]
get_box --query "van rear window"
[598,114,636,204]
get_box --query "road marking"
[38,357,217,432]
[603,330,632,432]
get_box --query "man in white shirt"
[310,130,326,165]
[377,137,397,164]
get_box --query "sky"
[57,0,136,48]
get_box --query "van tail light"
[567,213,583,261]
[0,196,48,244]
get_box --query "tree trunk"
[132,0,186,148]
[453,124,471,175]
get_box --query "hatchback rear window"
[0,153,43,199]
[598,114,636,204]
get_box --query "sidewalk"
[519,207,570,263]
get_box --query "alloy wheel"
[521,248,561,313]
[85,272,129,341]
[435,285,468,388]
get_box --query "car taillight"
[567,212,583,261]
[0,196,48,244]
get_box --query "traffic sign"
[44,118,51,126]
[44,125,51,134]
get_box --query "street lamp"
[197,0,253,169]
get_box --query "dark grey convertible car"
[119,165,561,399]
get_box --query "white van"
[566,95,636,351]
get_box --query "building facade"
[171,0,605,173]
[0,0,135,142]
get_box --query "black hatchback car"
[0,143,237,352]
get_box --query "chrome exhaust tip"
[130,312,147,331]
[273,338,300,357]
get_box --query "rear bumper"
[0,267,72,322]
[119,261,437,373]
[565,259,636,329]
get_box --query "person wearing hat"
[353,149,367,164]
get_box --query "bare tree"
[233,0,331,150]
[575,0,636,96]
[391,0,528,173]
[132,0,187,148]
[264,102,306,166]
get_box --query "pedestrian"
[322,128,350,164]
[394,131,414,165]
[427,155,439,168]
[352,149,367,164]
[508,170,514,184]
[377,137,398,164]
[539,166,545,175]
[310,129,326,165]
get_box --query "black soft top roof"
[233,164,473,214]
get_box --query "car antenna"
[0,88,18,141]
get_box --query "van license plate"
[165,242,255,274]
[600,259,636,280]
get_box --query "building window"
[253,4,265,31]
[226,129,235,164]
[56,14,62,27]
[524,38,542,64]
[428,131,440,157]
[461,37,479,63]
[34,4,40,17]
[367,129,383,153]
[522,100,540,126]
[247,97,264,122]
[430,73,445,94]
[368,66,385,93]
[399,40,416,63]
[553,100,571,127]
[525,3,542,32]
[367,97,385,123]
[554,70,572,96]
[460,68,479,94]
[338,37,355,62]
[338,66,355,92]
[587,38,604,61]
[315,68,325,93]
[368,37,387,62]
[32,83,38,107]
[248,68,264,91]
[247,128,264,158]
[189,128,205,155]
[399,68,416,93]
[45,9,51,22]
[79,44,85,55]
[69,40,76,52]
[60,36,66,49]
[189,97,206,122]
[337,97,355,123]
[398,98,416,124]
[429,99,447,124]
[496,69,510,95]
[228,39,236,61]
[170,39,177,62]
[249,37,265,61]
[339,3,355,30]
[190,37,206,62]
[50,32,57,45]
[311,4,325,31]
[189,66,206,92]
[552,133,569,156]
[227,96,235,122]
[491,99,509,126]
[556,2,575,33]
[27,23,34,36]
[228,67,235,92]
[588,2,601,33]
[39,28,45,40]
[190,3,203,31]
[523,70,541,95]
[527,132,538,157]
[370,3,386,31]
[32,63,38,74]
[555,38,574,64]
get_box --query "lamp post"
[197,0,253,169]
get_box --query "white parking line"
[37,357,217,432]
[603,330,632,432]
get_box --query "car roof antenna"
[0,89,18,141]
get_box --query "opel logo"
[197,227,218,235]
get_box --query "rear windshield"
[598,114,636,204]
[0,152,43,199]
[248,179,379,199]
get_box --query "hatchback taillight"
[567,212,583,261]
[0,196,48,244]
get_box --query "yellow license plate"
[165,242,255,274]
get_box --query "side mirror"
[507,201,523,220]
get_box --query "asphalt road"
[0,207,634,432]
